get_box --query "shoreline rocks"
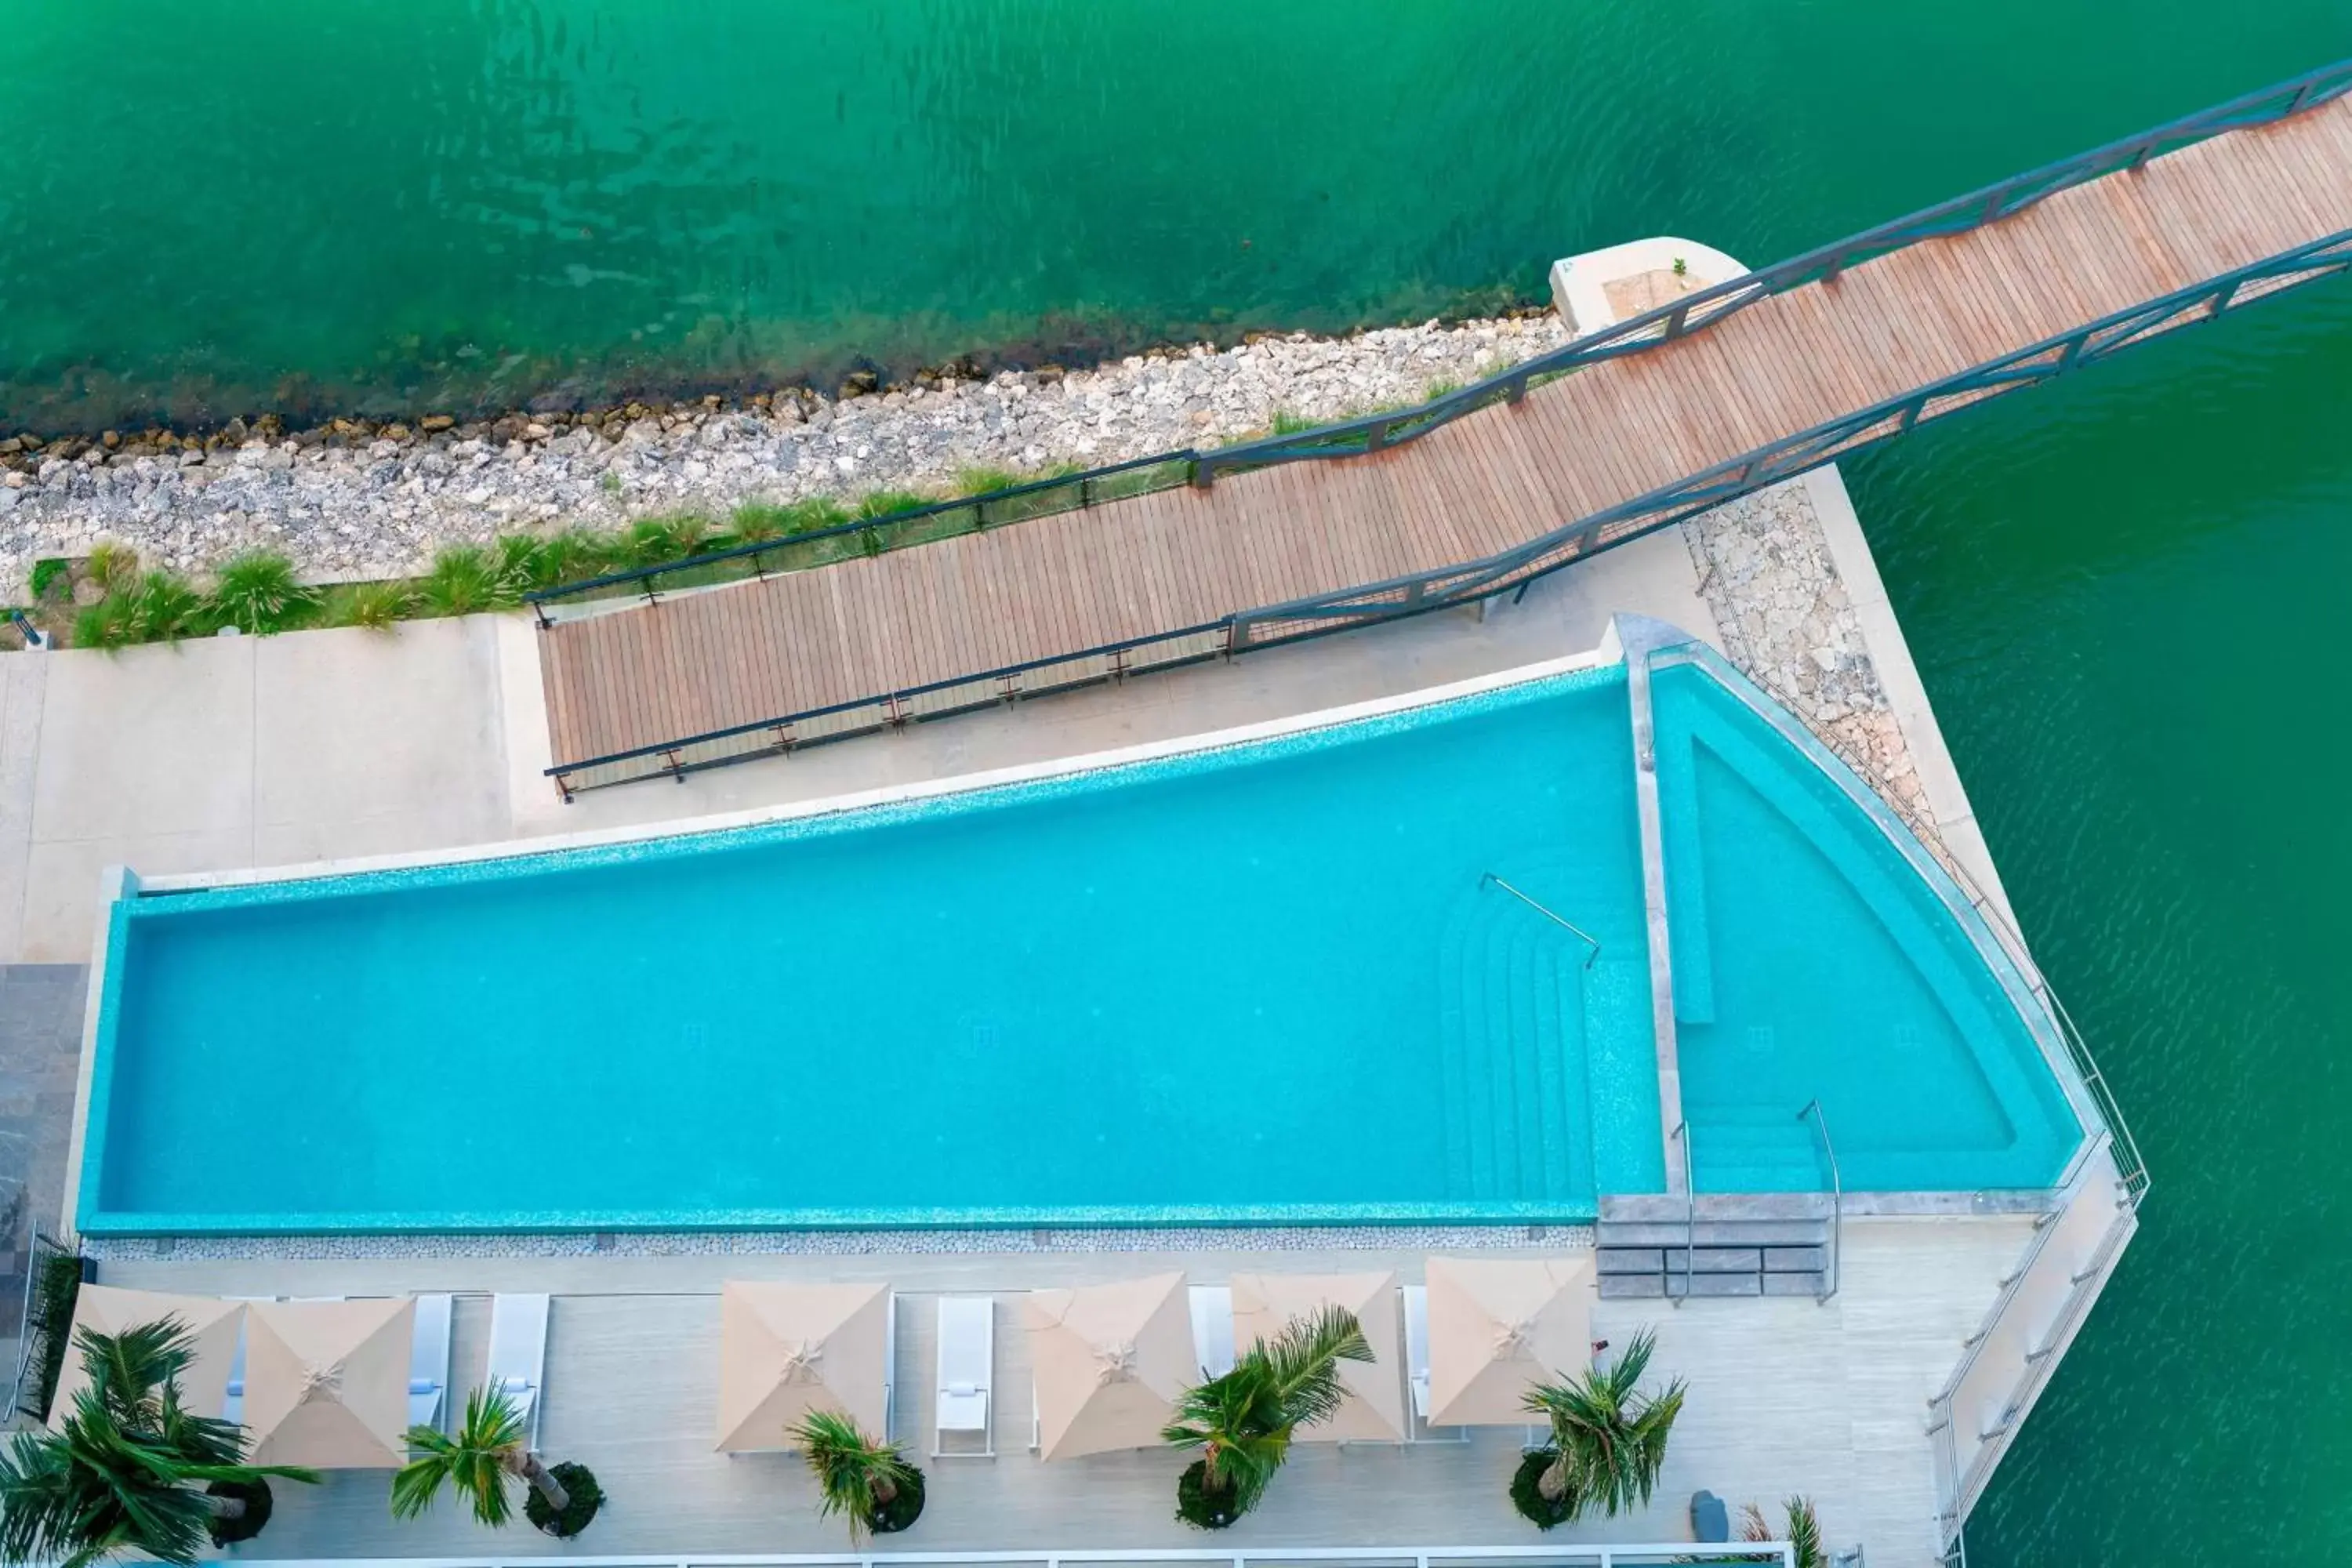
[0,314,1570,600]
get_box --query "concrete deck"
[0,446,2050,1566]
[100,1220,2027,1563]
[0,528,1715,967]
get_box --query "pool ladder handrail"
[1671,1120,1694,1307]
[1798,1098,1843,1304]
[1479,873,1600,967]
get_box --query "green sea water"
[7,2,2352,1559]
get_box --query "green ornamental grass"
[208,551,316,635]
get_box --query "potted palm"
[0,1319,319,1564]
[1162,1305,1372,1529]
[1742,1497,1825,1568]
[787,1410,924,1541]
[392,1384,603,1538]
[1514,1328,1687,1527]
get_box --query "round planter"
[1509,1448,1579,1530]
[866,1464,927,1535]
[206,1478,275,1546]
[1175,1459,1245,1530]
[525,1461,605,1538]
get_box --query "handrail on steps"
[1479,873,1601,967]
[1798,1098,1844,1304]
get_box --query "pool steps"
[1592,1214,1834,1298]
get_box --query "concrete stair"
[1437,891,1595,1206]
[1595,1209,1834,1299]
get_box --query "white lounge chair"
[932,1296,994,1458]
[488,1294,550,1449]
[1189,1284,1234,1380]
[219,1296,274,1426]
[1399,1283,1468,1443]
[409,1294,453,1433]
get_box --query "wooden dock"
[540,87,2352,788]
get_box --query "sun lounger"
[1189,1284,1234,1380]
[1399,1283,1468,1443]
[408,1294,453,1433]
[488,1293,550,1449]
[932,1296,994,1457]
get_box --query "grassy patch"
[28,558,71,601]
[210,550,317,635]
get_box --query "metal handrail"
[1671,1121,1695,1308]
[1798,1098,1843,1303]
[220,1547,1799,1568]
[1479,873,1600,967]
[524,56,2350,614]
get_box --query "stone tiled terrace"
[99,1224,2029,1561]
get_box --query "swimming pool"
[74,644,2085,1235]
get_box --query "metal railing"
[528,453,1194,619]
[9,1232,87,1422]
[220,1546,1798,1568]
[1192,54,2351,483]
[1798,1098,1843,1303]
[539,58,2352,789]
[1924,1130,2136,1550]
[1671,1121,1696,1307]
[1479,873,1601,967]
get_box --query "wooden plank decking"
[541,94,2352,776]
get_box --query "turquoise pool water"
[78,653,2082,1234]
[1650,657,2082,1193]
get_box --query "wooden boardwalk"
[541,91,2352,783]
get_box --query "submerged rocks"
[0,312,1570,597]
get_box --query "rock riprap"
[0,315,1568,598]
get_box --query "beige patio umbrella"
[1229,1270,1406,1443]
[715,1281,891,1451]
[242,1298,415,1468]
[1022,1271,1194,1460]
[48,1287,245,1425]
[1425,1255,1593,1427]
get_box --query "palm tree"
[392,1384,571,1528]
[1161,1304,1373,1526]
[1742,1496,1825,1568]
[787,1409,921,1543]
[1521,1327,1687,1518]
[0,1319,318,1567]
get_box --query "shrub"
[954,466,1023,496]
[520,530,619,589]
[418,546,515,616]
[522,1461,604,1539]
[782,496,852,534]
[724,503,800,547]
[322,580,419,630]
[855,489,927,521]
[85,542,140,590]
[789,1410,922,1542]
[27,558,69,601]
[209,550,317,635]
[617,513,710,567]
[125,571,205,642]
[70,597,133,651]
[1509,1448,1578,1530]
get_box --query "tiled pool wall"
[81,1221,1599,1262]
